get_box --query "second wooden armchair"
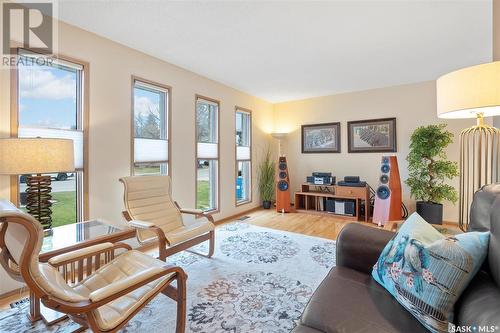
[120,175,215,261]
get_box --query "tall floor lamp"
[271,133,287,156]
[437,61,500,231]
[0,138,75,230]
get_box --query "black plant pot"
[262,200,272,209]
[416,201,443,225]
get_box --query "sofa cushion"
[372,213,489,333]
[297,266,429,333]
[455,270,500,328]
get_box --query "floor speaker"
[276,156,291,212]
[373,156,402,226]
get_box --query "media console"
[294,183,370,222]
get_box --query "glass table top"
[41,219,127,254]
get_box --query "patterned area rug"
[0,222,336,333]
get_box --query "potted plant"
[258,148,275,209]
[406,124,459,224]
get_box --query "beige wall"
[274,81,480,222]
[0,21,274,230]
[494,0,500,61]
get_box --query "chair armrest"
[180,208,204,215]
[48,242,115,266]
[89,266,167,302]
[336,223,394,274]
[129,220,155,229]
[179,208,215,223]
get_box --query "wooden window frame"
[195,94,220,214]
[10,47,90,221]
[235,107,252,207]
[130,76,172,176]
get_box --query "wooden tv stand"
[294,183,370,222]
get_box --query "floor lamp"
[437,61,500,231]
[271,132,287,156]
[0,138,75,230]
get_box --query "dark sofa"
[293,184,500,333]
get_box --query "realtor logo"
[1,1,57,67]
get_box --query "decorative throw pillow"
[372,213,489,333]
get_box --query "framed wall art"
[347,118,397,153]
[301,122,341,153]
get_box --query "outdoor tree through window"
[132,78,169,176]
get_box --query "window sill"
[236,200,252,207]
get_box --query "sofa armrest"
[336,223,394,274]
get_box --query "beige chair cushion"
[121,175,183,243]
[36,263,89,302]
[166,221,214,246]
[74,250,175,331]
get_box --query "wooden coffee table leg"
[28,291,41,322]
[40,303,68,325]
[28,290,67,325]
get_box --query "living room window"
[15,50,88,226]
[235,108,252,205]
[196,96,219,212]
[132,77,170,176]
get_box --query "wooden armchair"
[0,199,187,333]
[119,175,215,261]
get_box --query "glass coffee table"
[30,219,136,324]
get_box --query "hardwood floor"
[219,208,461,240]
[222,208,382,240]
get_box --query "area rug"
[0,222,336,333]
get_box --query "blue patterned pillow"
[372,213,489,333]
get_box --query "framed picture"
[301,122,341,153]
[347,118,397,153]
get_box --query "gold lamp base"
[459,113,500,231]
[25,174,53,230]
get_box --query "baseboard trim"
[213,206,261,225]
[0,286,28,300]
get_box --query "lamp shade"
[437,61,500,119]
[271,132,287,139]
[0,138,75,175]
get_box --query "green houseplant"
[405,124,459,224]
[258,148,275,209]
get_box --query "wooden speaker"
[373,156,402,226]
[276,156,291,212]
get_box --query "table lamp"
[0,138,75,230]
[437,61,500,231]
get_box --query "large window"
[235,108,252,205]
[196,96,219,212]
[16,50,87,227]
[132,78,170,175]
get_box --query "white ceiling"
[56,1,492,103]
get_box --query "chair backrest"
[0,200,87,303]
[120,175,183,243]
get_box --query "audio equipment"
[325,198,335,213]
[276,156,291,212]
[306,176,335,185]
[334,199,356,216]
[373,156,402,226]
[312,172,332,178]
[337,181,367,187]
[343,176,360,183]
